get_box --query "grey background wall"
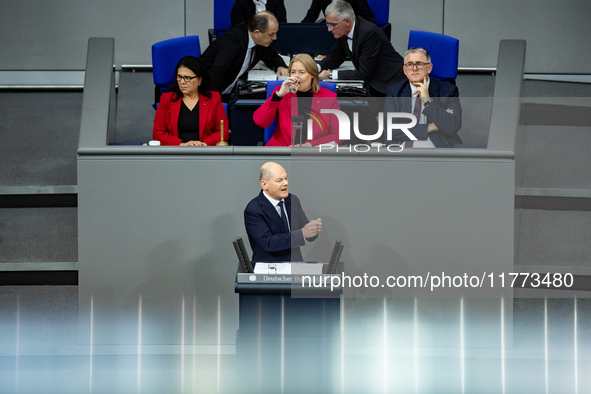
[1,0,185,70]
[2,0,589,73]
[444,0,591,74]
[77,153,515,346]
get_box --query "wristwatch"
[423,98,433,107]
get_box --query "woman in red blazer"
[153,56,229,146]
[253,53,342,147]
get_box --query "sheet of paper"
[247,69,278,81]
[254,262,291,274]
[253,262,325,275]
[279,54,291,65]
[336,60,355,71]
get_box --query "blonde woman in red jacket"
[153,56,229,146]
[253,53,341,147]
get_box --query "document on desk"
[254,262,291,274]
[253,262,324,275]
[247,56,290,82]
[335,60,355,71]
[247,69,278,81]
[319,61,364,85]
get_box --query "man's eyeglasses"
[325,20,344,29]
[403,62,430,70]
[177,75,199,83]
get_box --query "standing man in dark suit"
[231,0,287,26]
[200,11,288,101]
[317,0,404,96]
[301,0,376,25]
[244,162,322,262]
[384,47,462,148]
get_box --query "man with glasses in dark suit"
[383,47,463,148]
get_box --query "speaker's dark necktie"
[278,200,289,230]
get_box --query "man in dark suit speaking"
[200,11,288,100]
[384,47,463,148]
[244,162,322,262]
[317,0,404,96]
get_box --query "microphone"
[291,115,306,146]
[291,115,307,125]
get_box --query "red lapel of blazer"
[169,95,181,138]
[198,93,211,135]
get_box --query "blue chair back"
[263,81,337,144]
[210,0,236,42]
[366,0,389,26]
[151,35,201,108]
[366,0,391,39]
[408,30,459,83]
[319,81,337,92]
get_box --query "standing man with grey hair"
[317,0,404,96]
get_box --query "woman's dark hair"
[170,56,212,100]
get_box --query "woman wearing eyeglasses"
[153,56,229,146]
